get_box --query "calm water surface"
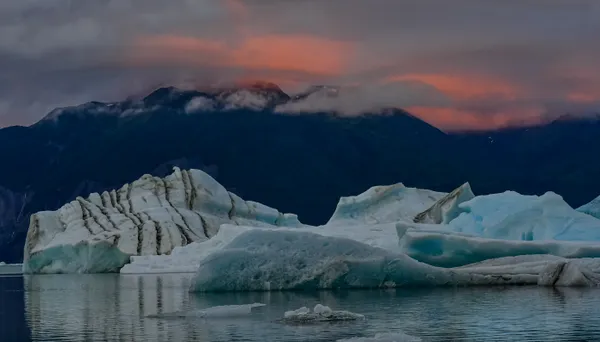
[1,273,600,341]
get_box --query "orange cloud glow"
[388,73,521,100]
[128,32,598,132]
[130,34,354,76]
[407,105,545,131]
[386,73,543,130]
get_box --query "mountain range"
[1,81,599,262]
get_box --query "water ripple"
[1,274,599,341]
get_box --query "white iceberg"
[281,304,365,324]
[577,195,600,219]
[23,167,302,274]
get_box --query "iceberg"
[397,223,600,267]
[126,182,600,285]
[121,221,403,274]
[577,195,600,219]
[281,304,365,324]
[189,228,600,292]
[123,180,445,274]
[24,165,600,287]
[443,191,600,241]
[399,191,600,267]
[326,183,445,225]
[0,262,23,275]
[23,167,302,274]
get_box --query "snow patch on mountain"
[43,101,122,121]
[276,82,450,116]
[220,90,273,111]
[185,97,216,114]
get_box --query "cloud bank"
[1,0,599,129]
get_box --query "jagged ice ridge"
[23,167,301,273]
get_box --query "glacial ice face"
[577,195,600,219]
[23,167,302,274]
[326,183,445,226]
[190,228,600,292]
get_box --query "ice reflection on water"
[11,274,600,341]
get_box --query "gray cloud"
[1,0,599,128]
[276,82,451,115]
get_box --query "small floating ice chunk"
[146,303,266,319]
[281,304,364,324]
[313,304,332,315]
[284,306,310,318]
[337,332,422,342]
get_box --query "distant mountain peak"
[552,113,600,124]
[235,80,283,92]
[36,81,445,124]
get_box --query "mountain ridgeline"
[1,82,599,262]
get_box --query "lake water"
[1,273,600,342]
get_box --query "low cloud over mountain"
[1,0,600,128]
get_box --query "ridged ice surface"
[23,167,302,273]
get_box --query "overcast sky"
[1,0,599,130]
